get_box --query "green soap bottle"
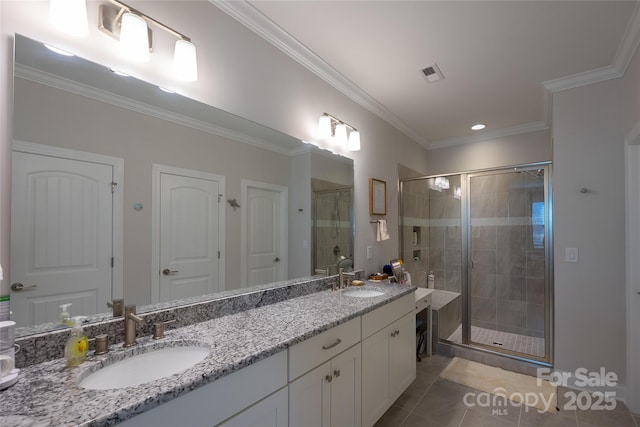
[64,316,88,367]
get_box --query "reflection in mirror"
[11,34,354,333]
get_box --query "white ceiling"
[221,1,640,149]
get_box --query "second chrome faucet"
[123,305,145,347]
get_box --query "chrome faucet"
[339,268,357,289]
[123,305,145,347]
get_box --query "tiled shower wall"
[402,176,462,292]
[402,172,545,340]
[314,189,352,273]
[470,172,545,338]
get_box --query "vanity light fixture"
[317,113,361,152]
[471,123,486,131]
[49,0,89,37]
[49,0,198,81]
[119,12,150,62]
[98,0,198,81]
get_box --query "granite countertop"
[0,283,415,427]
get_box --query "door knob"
[11,283,37,291]
[162,269,179,276]
[274,257,280,262]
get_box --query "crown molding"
[211,0,427,146]
[614,1,640,73]
[543,1,640,94]
[212,0,640,149]
[542,65,623,93]
[15,64,299,157]
[427,121,549,151]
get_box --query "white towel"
[376,219,390,241]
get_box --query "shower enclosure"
[400,163,553,364]
[312,179,354,275]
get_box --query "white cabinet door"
[289,343,362,427]
[330,343,361,427]
[361,324,392,427]
[389,312,417,401]
[361,313,417,427]
[289,361,331,427]
[218,386,288,427]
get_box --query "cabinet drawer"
[289,316,361,380]
[362,293,415,339]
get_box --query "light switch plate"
[565,247,578,263]
[366,246,373,260]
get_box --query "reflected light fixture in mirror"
[317,113,361,152]
[49,0,88,37]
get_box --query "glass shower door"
[468,166,551,362]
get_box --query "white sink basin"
[79,344,210,390]
[342,288,385,298]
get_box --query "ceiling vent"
[421,63,444,83]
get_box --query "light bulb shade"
[334,123,348,147]
[173,39,198,82]
[49,0,88,37]
[317,115,332,139]
[120,13,150,63]
[347,130,361,151]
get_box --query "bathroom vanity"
[0,280,416,427]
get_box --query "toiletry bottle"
[64,316,88,367]
[59,303,73,327]
[427,271,435,289]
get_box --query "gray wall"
[0,1,430,298]
[553,78,626,383]
[14,77,293,304]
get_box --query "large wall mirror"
[11,34,354,334]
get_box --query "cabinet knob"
[333,369,341,378]
[325,374,333,383]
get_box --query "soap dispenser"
[64,316,88,367]
[59,303,73,327]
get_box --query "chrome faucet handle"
[152,319,176,340]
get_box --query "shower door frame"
[399,162,553,366]
[464,163,553,366]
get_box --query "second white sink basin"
[342,288,385,298]
[79,344,210,390]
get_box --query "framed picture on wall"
[369,178,387,215]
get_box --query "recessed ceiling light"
[44,44,74,57]
[471,123,486,131]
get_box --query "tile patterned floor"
[374,354,639,427]
[447,325,545,358]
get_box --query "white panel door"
[159,172,221,302]
[242,181,288,287]
[11,151,114,327]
